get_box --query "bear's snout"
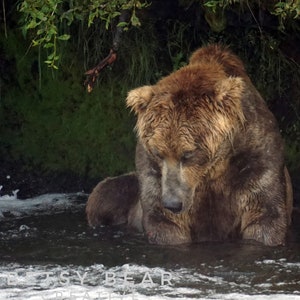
[162,196,183,214]
[161,161,192,214]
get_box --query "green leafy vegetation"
[1,0,300,179]
[18,0,149,68]
[1,41,132,178]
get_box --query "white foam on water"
[0,191,299,299]
[213,294,300,300]
[0,193,86,219]
[0,263,300,300]
[0,188,19,201]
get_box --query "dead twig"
[84,10,130,93]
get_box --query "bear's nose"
[163,200,183,214]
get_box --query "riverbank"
[0,158,100,199]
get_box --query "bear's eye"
[180,151,195,163]
[181,150,209,166]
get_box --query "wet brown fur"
[86,173,140,228]
[86,44,293,246]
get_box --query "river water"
[0,193,299,299]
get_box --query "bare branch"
[84,10,130,93]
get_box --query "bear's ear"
[126,85,154,115]
[214,77,245,103]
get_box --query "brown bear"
[86,44,293,246]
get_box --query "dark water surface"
[0,194,299,299]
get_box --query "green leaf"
[117,21,128,27]
[44,42,54,48]
[57,34,70,40]
[47,52,55,59]
[111,11,121,18]
[36,11,46,21]
[37,28,45,35]
[26,20,38,29]
[32,39,42,46]
[130,13,141,27]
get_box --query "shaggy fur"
[86,44,293,246]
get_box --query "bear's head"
[127,55,245,214]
